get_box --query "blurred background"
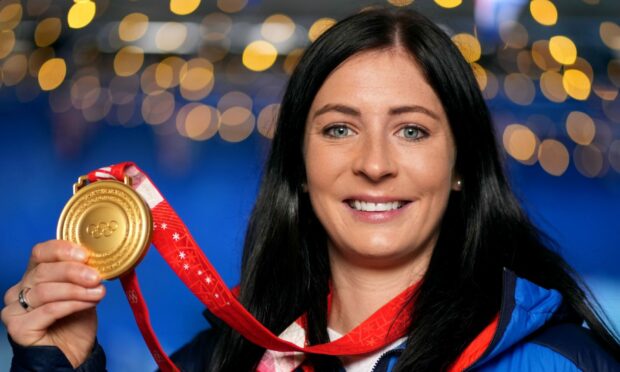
[0,0,619,369]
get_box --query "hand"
[1,240,106,367]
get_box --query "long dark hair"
[209,8,620,370]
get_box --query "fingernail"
[71,248,87,261]
[83,269,100,282]
[87,286,103,295]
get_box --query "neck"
[327,249,430,334]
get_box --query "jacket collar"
[465,268,564,369]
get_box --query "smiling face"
[304,48,460,271]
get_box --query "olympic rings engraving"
[86,221,119,238]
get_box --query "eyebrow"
[311,103,440,120]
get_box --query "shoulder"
[169,327,221,372]
[476,323,620,372]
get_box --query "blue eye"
[398,126,426,140]
[324,125,352,138]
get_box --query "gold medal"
[57,175,152,279]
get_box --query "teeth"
[348,200,403,212]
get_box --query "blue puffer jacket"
[9,269,620,371]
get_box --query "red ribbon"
[88,162,417,372]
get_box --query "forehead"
[310,48,445,115]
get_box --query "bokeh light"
[530,0,558,26]
[599,22,620,51]
[308,18,336,42]
[257,103,279,139]
[549,36,577,65]
[503,124,538,162]
[0,30,15,59]
[242,40,278,72]
[38,57,66,91]
[156,22,188,51]
[170,0,201,16]
[574,144,604,178]
[566,111,595,145]
[113,46,145,77]
[504,73,536,105]
[67,0,96,29]
[538,139,570,176]
[434,0,462,8]
[261,14,295,43]
[219,106,255,142]
[452,33,481,63]
[34,17,61,47]
[118,13,149,42]
[217,0,247,13]
[141,91,175,125]
[563,69,591,100]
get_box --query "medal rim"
[57,179,152,280]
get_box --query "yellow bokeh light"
[504,73,536,105]
[67,0,96,29]
[35,18,61,47]
[217,0,247,13]
[180,104,220,141]
[38,58,66,91]
[499,21,528,49]
[574,145,604,178]
[566,57,593,83]
[563,69,591,100]
[0,30,15,59]
[600,22,620,51]
[548,36,577,65]
[538,139,569,176]
[170,0,201,15]
[452,33,481,63]
[530,0,557,26]
[470,62,487,91]
[503,124,538,162]
[0,3,22,30]
[308,18,336,42]
[113,46,144,77]
[434,0,462,8]
[2,54,27,86]
[242,40,278,72]
[156,56,185,89]
[540,70,567,103]
[387,0,414,6]
[156,22,188,51]
[118,13,149,42]
[257,103,280,139]
[261,14,295,43]
[179,58,214,100]
[566,111,595,145]
[141,91,175,125]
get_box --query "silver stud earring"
[456,180,462,187]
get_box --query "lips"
[343,196,412,223]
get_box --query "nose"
[352,133,397,182]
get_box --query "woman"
[3,8,620,371]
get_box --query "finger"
[23,262,101,289]
[25,283,105,309]
[4,283,21,307]
[2,300,98,346]
[28,240,88,268]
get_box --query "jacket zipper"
[370,349,403,372]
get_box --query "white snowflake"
[153,223,157,229]
[214,293,220,299]
[197,270,203,276]
[205,276,212,284]
[183,263,190,270]
[178,251,186,259]
[172,232,180,241]
[161,223,168,230]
